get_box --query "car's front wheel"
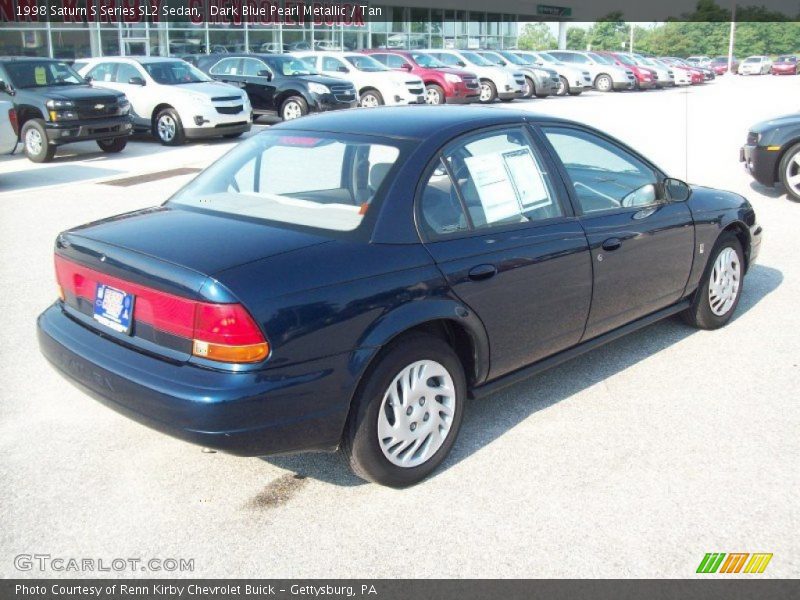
[595,74,613,92]
[342,333,465,487]
[154,108,185,146]
[522,76,535,99]
[556,75,569,96]
[478,79,497,103]
[281,96,308,120]
[682,232,744,329]
[22,119,55,163]
[359,90,383,108]
[96,137,128,153]
[424,84,445,105]
[778,142,800,202]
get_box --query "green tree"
[565,27,587,50]
[588,12,628,51]
[517,23,557,51]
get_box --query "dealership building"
[0,1,574,59]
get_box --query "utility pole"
[728,3,736,74]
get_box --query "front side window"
[144,61,210,85]
[266,56,318,76]
[460,52,494,67]
[543,127,659,214]
[345,55,389,72]
[115,63,142,84]
[241,58,269,77]
[209,57,241,76]
[434,53,461,67]
[322,57,346,72]
[420,128,562,237]
[385,54,410,69]
[411,53,445,68]
[87,63,115,83]
[4,60,83,88]
[170,132,404,234]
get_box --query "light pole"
[728,2,736,74]
[629,23,634,52]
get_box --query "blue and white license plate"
[93,283,135,334]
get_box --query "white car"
[649,58,691,85]
[76,57,252,145]
[631,54,676,88]
[739,56,772,75]
[294,51,424,108]
[516,50,592,96]
[0,100,18,154]
[548,50,636,92]
[419,50,525,103]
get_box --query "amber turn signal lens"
[57,285,65,301]
[192,340,269,363]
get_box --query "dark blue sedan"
[38,106,762,487]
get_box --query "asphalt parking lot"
[1,76,798,578]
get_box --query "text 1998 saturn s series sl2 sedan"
[37,106,762,487]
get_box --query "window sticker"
[34,66,47,85]
[503,148,551,209]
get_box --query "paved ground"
[0,77,798,579]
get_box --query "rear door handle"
[601,238,622,251]
[468,264,497,281]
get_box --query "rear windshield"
[169,131,406,233]
[744,57,761,63]
[3,60,83,88]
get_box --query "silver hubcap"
[157,115,176,142]
[479,82,493,102]
[708,247,741,316]
[361,94,379,108]
[523,80,532,97]
[377,360,456,468]
[283,101,303,120]
[785,151,800,195]
[558,78,567,95]
[425,87,442,105]
[597,76,611,91]
[25,128,43,155]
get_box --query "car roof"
[273,105,569,141]
[83,56,184,64]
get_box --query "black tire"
[556,75,569,96]
[280,95,308,120]
[342,333,466,488]
[682,232,744,330]
[425,83,445,105]
[595,73,613,92]
[568,89,583,96]
[21,119,55,163]
[96,137,127,153]
[223,132,244,139]
[359,89,384,108]
[153,108,185,146]
[478,79,497,103]
[777,142,800,202]
[535,92,550,99]
[522,76,535,99]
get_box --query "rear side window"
[385,55,410,69]
[114,63,140,83]
[88,63,115,83]
[210,58,241,76]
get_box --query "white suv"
[294,51,424,108]
[421,50,525,103]
[548,50,636,92]
[77,57,252,145]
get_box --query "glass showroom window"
[167,27,207,56]
[209,26,245,53]
[430,9,444,48]
[282,28,313,52]
[248,28,281,53]
[51,27,92,60]
[0,27,48,57]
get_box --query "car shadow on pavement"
[262,264,782,488]
[749,180,788,200]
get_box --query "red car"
[595,51,656,89]
[660,58,705,84]
[361,50,480,105]
[772,55,797,75]
[710,56,739,75]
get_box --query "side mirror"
[257,69,271,80]
[83,75,93,84]
[128,76,145,86]
[664,177,692,201]
[0,79,12,95]
[337,66,350,73]
[401,63,413,71]
[457,61,466,67]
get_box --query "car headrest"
[369,163,393,191]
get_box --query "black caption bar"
[3,580,799,600]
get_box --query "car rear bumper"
[45,116,133,145]
[740,144,780,187]
[37,304,353,456]
[184,121,251,139]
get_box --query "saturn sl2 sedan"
[38,106,762,487]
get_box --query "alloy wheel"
[596,75,612,91]
[157,115,176,142]
[25,128,43,156]
[377,360,456,468]
[784,151,800,197]
[282,101,303,120]
[557,77,568,96]
[361,94,380,108]
[479,83,493,102]
[425,87,442,105]
[708,247,741,316]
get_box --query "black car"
[196,53,357,121]
[38,106,761,487]
[0,57,132,162]
[741,112,800,201]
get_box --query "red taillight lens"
[9,108,18,137]
[192,303,269,363]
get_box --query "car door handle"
[601,238,622,251]
[468,264,498,281]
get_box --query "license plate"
[93,283,135,334]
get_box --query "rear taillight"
[54,254,269,364]
[192,303,269,363]
[8,108,18,137]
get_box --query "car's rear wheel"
[424,84,445,105]
[778,142,800,202]
[595,74,613,92]
[682,233,744,329]
[96,137,127,153]
[342,333,465,487]
[556,75,569,96]
[22,119,55,163]
[281,96,308,120]
[359,89,383,108]
[154,108,185,146]
[478,79,497,103]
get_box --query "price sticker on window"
[34,66,47,86]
